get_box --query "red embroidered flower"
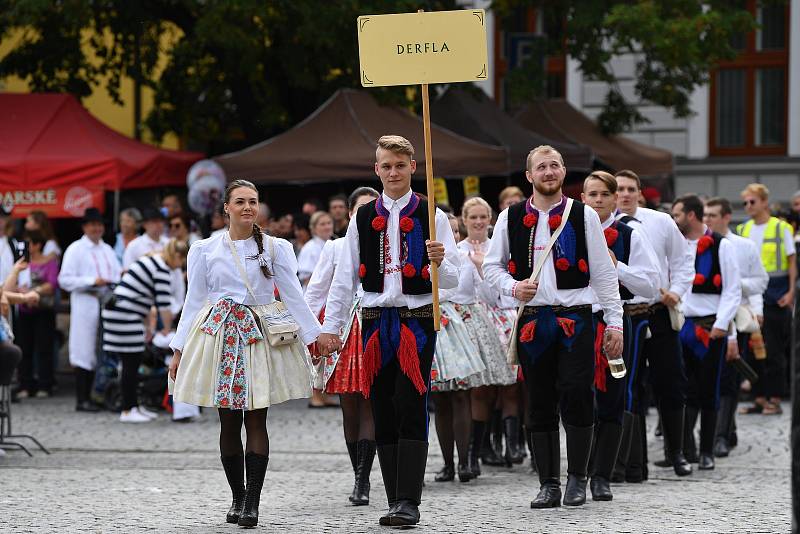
[421,265,430,280]
[713,274,722,288]
[431,369,439,380]
[226,335,236,346]
[213,314,222,323]
[440,316,449,327]
[371,216,387,232]
[697,235,714,255]
[402,263,416,278]
[358,263,367,278]
[223,367,232,376]
[578,259,589,273]
[523,213,538,228]
[555,258,570,271]
[604,227,619,247]
[234,309,246,320]
[399,216,414,233]
[508,260,517,275]
[548,214,562,230]
[232,385,242,395]
[220,398,229,407]
[693,273,706,285]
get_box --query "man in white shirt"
[123,207,169,269]
[0,206,15,284]
[318,136,460,528]
[615,170,695,478]
[671,195,741,471]
[484,146,623,509]
[58,208,122,412]
[704,197,768,457]
[581,171,659,501]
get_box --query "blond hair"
[741,183,769,201]
[376,135,415,159]
[498,186,525,206]
[160,238,190,265]
[526,145,564,171]
[583,171,617,193]
[462,196,493,220]
[310,210,332,230]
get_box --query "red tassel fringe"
[361,330,382,398]
[397,325,428,395]
[593,321,608,392]
[557,317,576,337]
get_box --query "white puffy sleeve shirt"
[170,232,321,352]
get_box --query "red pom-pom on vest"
[604,227,619,247]
[358,264,367,278]
[523,213,538,228]
[508,260,517,275]
[402,263,416,278]
[371,216,387,232]
[555,258,570,271]
[421,265,430,280]
[697,235,713,255]
[548,214,562,230]
[578,259,588,273]
[713,274,722,288]
[694,273,706,285]
[399,216,414,233]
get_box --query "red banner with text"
[1,186,105,219]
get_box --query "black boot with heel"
[238,452,268,527]
[221,454,246,524]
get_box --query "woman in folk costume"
[457,197,522,476]
[168,180,321,528]
[306,186,380,506]
[430,213,486,483]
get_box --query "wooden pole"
[421,83,441,331]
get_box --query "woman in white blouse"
[297,210,334,287]
[168,180,321,528]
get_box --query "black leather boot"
[530,431,561,508]
[346,441,358,502]
[457,459,473,482]
[625,415,645,482]
[590,422,622,501]
[526,429,537,473]
[388,440,428,527]
[237,452,268,527]
[352,439,375,505]
[714,396,734,458]
[683,406,699,463]
[468,420,485,477]
[377,444,398,526]
[612,411,634,482]
[221,454,246,523]
[503,416,525,465]
[481,412,505,466]
[435,463,455,482]
[563,424,593,506]
[698,409,717,470]
[661,408,692,476]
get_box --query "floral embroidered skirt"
[431,302,486,392]
[173,301,312,410]
[455,303,517,388]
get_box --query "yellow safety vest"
[737,217,791,275]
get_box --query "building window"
[710,1,788,156]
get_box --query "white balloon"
[187,175,224,216]
[187,159,226,191]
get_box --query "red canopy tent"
[0,93,203,218]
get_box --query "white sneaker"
[120,407,152,423]
[137,406,158,419]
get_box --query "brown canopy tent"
[431,87,594,173]
[216,89,509,184]
[515,100,673,177]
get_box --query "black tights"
[434,391,471,466]
[218,408,269,457]
[340,393,375,442]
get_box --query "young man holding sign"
[483,145,624,508]
[318,135,460,527]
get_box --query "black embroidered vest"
[355,193,432,295]
[692,231,724,295]
[507,197,590,289]
[606,220,634,301]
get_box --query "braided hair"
[224,179,272,279]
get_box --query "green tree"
[492,0,781,134]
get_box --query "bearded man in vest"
[318,135,461,527]
[672,195,741,471]
[484,145,623,508]
[737,183,795,416]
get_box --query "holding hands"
[317,333,343,356]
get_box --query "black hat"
[82,207,104,224]
[141,207,166,222]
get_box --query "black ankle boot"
[625,415,646,482]
[481,413,505,466]
[221,454,245,523]
[352,439,375,505]
[661,408,692,477]
[457,460,473,482]
[435,463,455,482]
[563,424,593,506]
[683,406,699,463]
[346,441,358,502]
[698,409,717,470]
[238,452,268,527]
[612,411,634,482]
[503,416,525,466]
[377,444,398,526]
[530,431,561,508]
[590,422,622,501]
[468,420,485,477]
[714,396,735,458]
[388,440,428,527]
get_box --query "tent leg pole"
[113,190,120,233]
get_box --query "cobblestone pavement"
[1,389,791,534]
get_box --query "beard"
[533,177,563,196]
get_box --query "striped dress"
[102,255,172,353]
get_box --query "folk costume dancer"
[431,213,489,483]
[318,136,461,527]
[169,180,321,527]
[581,172,659,501]
[484,145,624,508]
[614,170,695,478]
[671,195,741,471]
[306,187,380,505]
[703,197,767,457]
[58,207,122,412]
